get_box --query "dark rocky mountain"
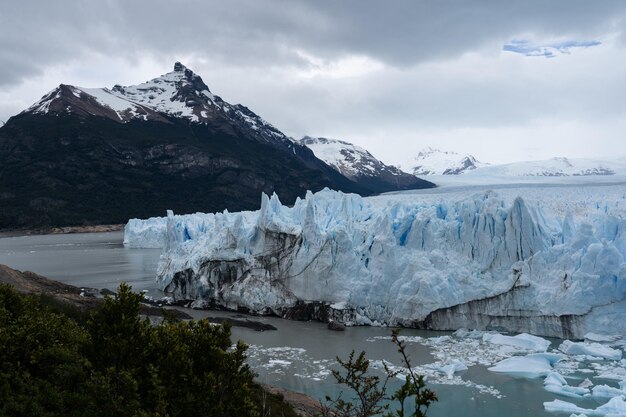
[300,136,434,193]
[0,63,432,229]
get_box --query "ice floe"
[488,353,562,378]
[559,340,623,361]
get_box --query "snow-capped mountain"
[299,136,434,192]
[411,147,486,175]
[465,157,626,177]
[25,62,294,150]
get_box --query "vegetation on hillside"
[0,283,296,417]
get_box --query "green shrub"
[322,329,437,417]
[0,283,274,417]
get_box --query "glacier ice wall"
[125,186,626,338]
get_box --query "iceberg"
[488,353,562,378]
[124,185,626,338]
[559,340,623,361]
[592,384,626,399]
[543,371,589,398]
[432,359,468,379]
[544,396,626,416]
[585,333,623,344]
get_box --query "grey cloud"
[2,0,625,87]
[2,0,626,164]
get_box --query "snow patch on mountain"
[125,182,626,338]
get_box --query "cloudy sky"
[2,1,626,167]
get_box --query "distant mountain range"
[410,147,626,177]
[0,63,433,229]
[463,156,626,177]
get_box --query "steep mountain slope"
[411,147,486,175]
[0,63,385,229]
[299,136,434,192]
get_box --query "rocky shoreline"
[0,263,190,319]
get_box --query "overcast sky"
[2,1,626,167]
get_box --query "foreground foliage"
[322,330,437,417]
[0,283,294,417]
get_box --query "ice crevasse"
[125,187,626,338]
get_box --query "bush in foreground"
[322,330,437,417]
[0,283,276,417]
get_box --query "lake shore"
[0,223,125,238]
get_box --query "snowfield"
[125,180,626,338]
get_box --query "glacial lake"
[0,231,620,417]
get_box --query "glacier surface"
[125,183,626,338]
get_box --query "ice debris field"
[125,182,626,339]
[245,329,626,415]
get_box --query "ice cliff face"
[125,185,626,338]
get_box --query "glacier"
[125,183,626,338]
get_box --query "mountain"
[411,147,486,175]
[464,156,626,177]
[0,62,413,229]
[299,136,434,193]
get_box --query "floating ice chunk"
[436,359,468,379]
[593,360,626,380]
[579,378,594,388]
[545,396,626,416]
[596,396,626,416]
[543,371,589,398]
[483,332,551,352]
[544,399,589,414]
[489,353,561,378]
[559,340,623,361]
[592,384,626,399]
[585,333,623,344]
[453,328,486,339]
